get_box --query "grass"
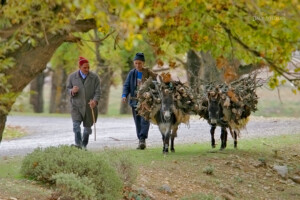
[1,133,298,178]
[1,133,300,199]
[99,133,300,168]
[253,85,300,118]
[0,134,296,179]
[3,125,28,140]
[0,157,23,179]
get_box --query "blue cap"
[133,52,145,62]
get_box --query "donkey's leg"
[220,127,228,150]
[162,134,165,152]
[170,125,178,152]
[170,134,175,152]
[228,126,238,149]
[164,132,170,154]
[210,125,216,148]
[233,130,238,148]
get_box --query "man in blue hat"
[122,53,157,149]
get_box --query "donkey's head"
[207,91,222,125]
[160,87,174,122]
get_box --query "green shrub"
[100,149,137,187]
[202,165,214,175]
[52,173,97,200]
[21,145,123,200]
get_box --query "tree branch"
[220,23,300,81]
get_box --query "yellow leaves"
[148,17,163,30]
[205,3,213,11]
[166,18,176,26]
[278,3,286,9]
[97,27,103,32]
[123,40,133,51]
[97,24,110,34]
[215,3,223,11]
[138,0,144,9]
[270,17,280,26]
[213,24,222,32]
[136,34,143,40]
[292,89,297,94]
[63,18,70,24]
[203,35,209,41]
[123,33,143,50]
[268,77,279,89]
[11,19,18,24]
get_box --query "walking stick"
[91,106,96,141]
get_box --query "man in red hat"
[67,56,101,150]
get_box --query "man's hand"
[89,99,97,109]
[122,97,127,103]
[72,86,79,94]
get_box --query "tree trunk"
[0,113,6,142]
[0,34,66,142]
[30,73,45,113]
[186,50,222,87]
[0,19,96,143]
[98,72,112,114]
[120,58,132,114]
[93,29,112,114]
[186,50,262,89]
[49,67,70,113]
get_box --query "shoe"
[139,139,146,150]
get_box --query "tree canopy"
[1,0,300,84]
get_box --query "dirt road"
[1,115,300,157]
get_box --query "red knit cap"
[78,56,89,66]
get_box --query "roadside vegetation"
[1,133,299,199]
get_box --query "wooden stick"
[91,107,96,141]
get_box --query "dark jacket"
[67,70,101,127]
[122,67,156,107]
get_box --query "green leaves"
[0,0,299,91]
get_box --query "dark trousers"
[73,120,92,148]
[132,107,150,140]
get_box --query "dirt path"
[1,115,300,157]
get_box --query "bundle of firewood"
[195,74,263,128]
[136,77,192,125]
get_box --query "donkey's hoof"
[162,148,169,154]
[219,147,225,151]
[171,149,175,153]
[212,145,216,148]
